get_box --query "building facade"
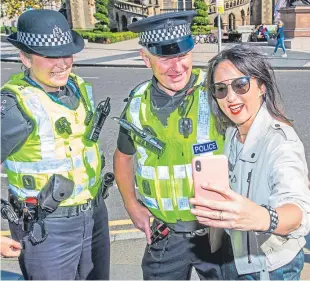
[113,0,251,31]
[250,0,276,26]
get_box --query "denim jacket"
[223,104,310,279]
[276,27,285,39]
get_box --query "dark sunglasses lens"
[231,77,250,95]
[214,83,227,99]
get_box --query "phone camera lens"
[195,160,201,172]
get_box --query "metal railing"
[159,8,194,13]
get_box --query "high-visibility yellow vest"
[126,69,224,223]
[2,73,102,206]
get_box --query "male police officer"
[114,11,224,280]
[1,9,110,279]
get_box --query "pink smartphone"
[192,155,229,210]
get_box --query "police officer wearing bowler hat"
[1,9,110,280]
[114,11,225,280]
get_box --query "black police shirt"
[1,82,79,163]
[117,74,196,155]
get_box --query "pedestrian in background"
[262,23,270,41]
[190,45,310,280]
[1,9,110,280]
[114,11,225,280]
[272,20,287,57]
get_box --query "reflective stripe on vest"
[197,90,211,143]
[9,184,40,199]
[8,175,96,200]
[137,164,192,180]
[85,84,95,111]
[4,150,96,174]
[4,158,72,174]
[23,89,56,159]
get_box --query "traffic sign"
[216,0,224,14]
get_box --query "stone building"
[0,0,277,31]
[207,0,251,31]
[113,0,251,31]
[65,0,97,29]
[250,0,276,26]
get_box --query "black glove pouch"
[37,174,74,213]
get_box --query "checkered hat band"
[139,23,191,43]
[17,31,73,47]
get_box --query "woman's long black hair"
[205,44,292,135]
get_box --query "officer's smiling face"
[141,50,193,95]
[20,52,73,92]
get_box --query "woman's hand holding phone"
[190,183,267,231]
[190,155,265,231]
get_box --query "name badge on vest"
[192,141,218,155]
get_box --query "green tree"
[94,0,110,32]
[2,0,41,19]
[2,0,61,19]
[192,0,209,33]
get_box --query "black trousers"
[9,197,110,280]
[142,231,223,280]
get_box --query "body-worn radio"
[84,97,111,142]
[113,117,166,156]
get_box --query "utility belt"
[151,218,209,245]
[3,172,115,245]
[10,192,100,220]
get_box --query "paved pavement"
[1,37,310,69]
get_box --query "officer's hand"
[1,237,22,258]
[126,201,153,244]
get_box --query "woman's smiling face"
[213,60,264,128]
[20,52,73,92]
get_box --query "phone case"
[192,155,229,210]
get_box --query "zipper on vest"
[74,112,79,124]
[246,169,253,264]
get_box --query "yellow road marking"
[110,229,140,235]
[109,219,133,226]
[109,218,153,226]
[1,229,141,236]
[1,218,153,236]
[0,230,11,236]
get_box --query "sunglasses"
[212,76,251,99]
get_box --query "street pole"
[217,14,222,53]
[216,0,224,53]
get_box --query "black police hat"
[128,11,196,57]
[7,9,84,57]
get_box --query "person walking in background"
[262,23,270,41]
[1,9,110,280]
[273,20,287,57]
[190,45,310,280]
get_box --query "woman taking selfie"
[190,45,310,280]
